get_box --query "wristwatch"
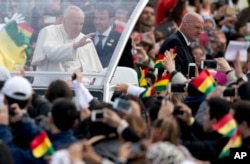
[237,75,248,84]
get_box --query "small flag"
[213,114,237,138]
[219,130,242,158]
[18,23,34,38]
[30,131,54,158]
[191,69,216,95]
[170,46,177,59]
[141,86,156,98]
[154,73,171,92]
[155,46,177,68]
[137,68,149,88]
[154,54,165,68]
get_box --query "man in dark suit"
[159,12,204,76]
[93,3,121,68]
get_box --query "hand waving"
[73,33,95,50]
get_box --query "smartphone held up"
[188,63,196,79]
[113,98,131,113]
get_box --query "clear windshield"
[0,0,146,99]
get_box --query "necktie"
[95,35,105,55]
[188,45,194,62]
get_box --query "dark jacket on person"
[159,30,194,76]
[182,135,230,163]
[95,29,120,68]
[183,95,206,116]
[179,119,231,163]
[0,120,77,164]
[29,93,51,118]
[49,130,77,150]
[0,121,46,164]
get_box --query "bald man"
[158,12,204,76]
[32,6,103,85]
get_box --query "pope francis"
[31,5,103,85]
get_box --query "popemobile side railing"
[10,71,106,90]
[102,0,149,102]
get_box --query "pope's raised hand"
[73,33,95,50]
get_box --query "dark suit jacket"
[159,31,194,76]
[246,72,250,81]
[95,29,121,68]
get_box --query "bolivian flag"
[141,86,156,98]
[213,114,237,138]
[170,46,177,59]
[191,69,216,95]
[219,130,242,158]
[154,73,171,92]
[30,131,54,158]
[154,54,165,68]
[18,23,34,38]
[138,68,149,88]
[0,21,31,71]
[213,114,242,158]
[154,46,177,68]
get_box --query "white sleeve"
[32,26,76,65]
[42,27,76,62]
[77,41,103,73]
[127,85,146,97]
[73,80,94,109]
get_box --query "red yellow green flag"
[170,46,177,59]
[154,73,171,92]
[191,69,216,95]
[18,23,34,38]
[30,131,54,158]
[219,130,242,158]
[0,21,31,71]
[154,46,177,68]
[141,86,156,98]
[154,54,165,68]
[137,68,149,88]
[213,114,237,138]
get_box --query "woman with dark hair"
[45,79,73,103]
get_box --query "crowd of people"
[0,0,250,164]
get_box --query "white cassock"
[31,24,103,86]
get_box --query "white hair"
[63,6,84,19]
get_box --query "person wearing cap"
[0,76,47,163]
[0,76,79,163]
[2,76,33,110]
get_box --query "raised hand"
[73,33,95,50]
[4,13,25,24]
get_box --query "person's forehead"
[143,6,155,13]
[66,15,84,22]
[193,47,203,51]
[205,19,213,22]
[67,10,84,18]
